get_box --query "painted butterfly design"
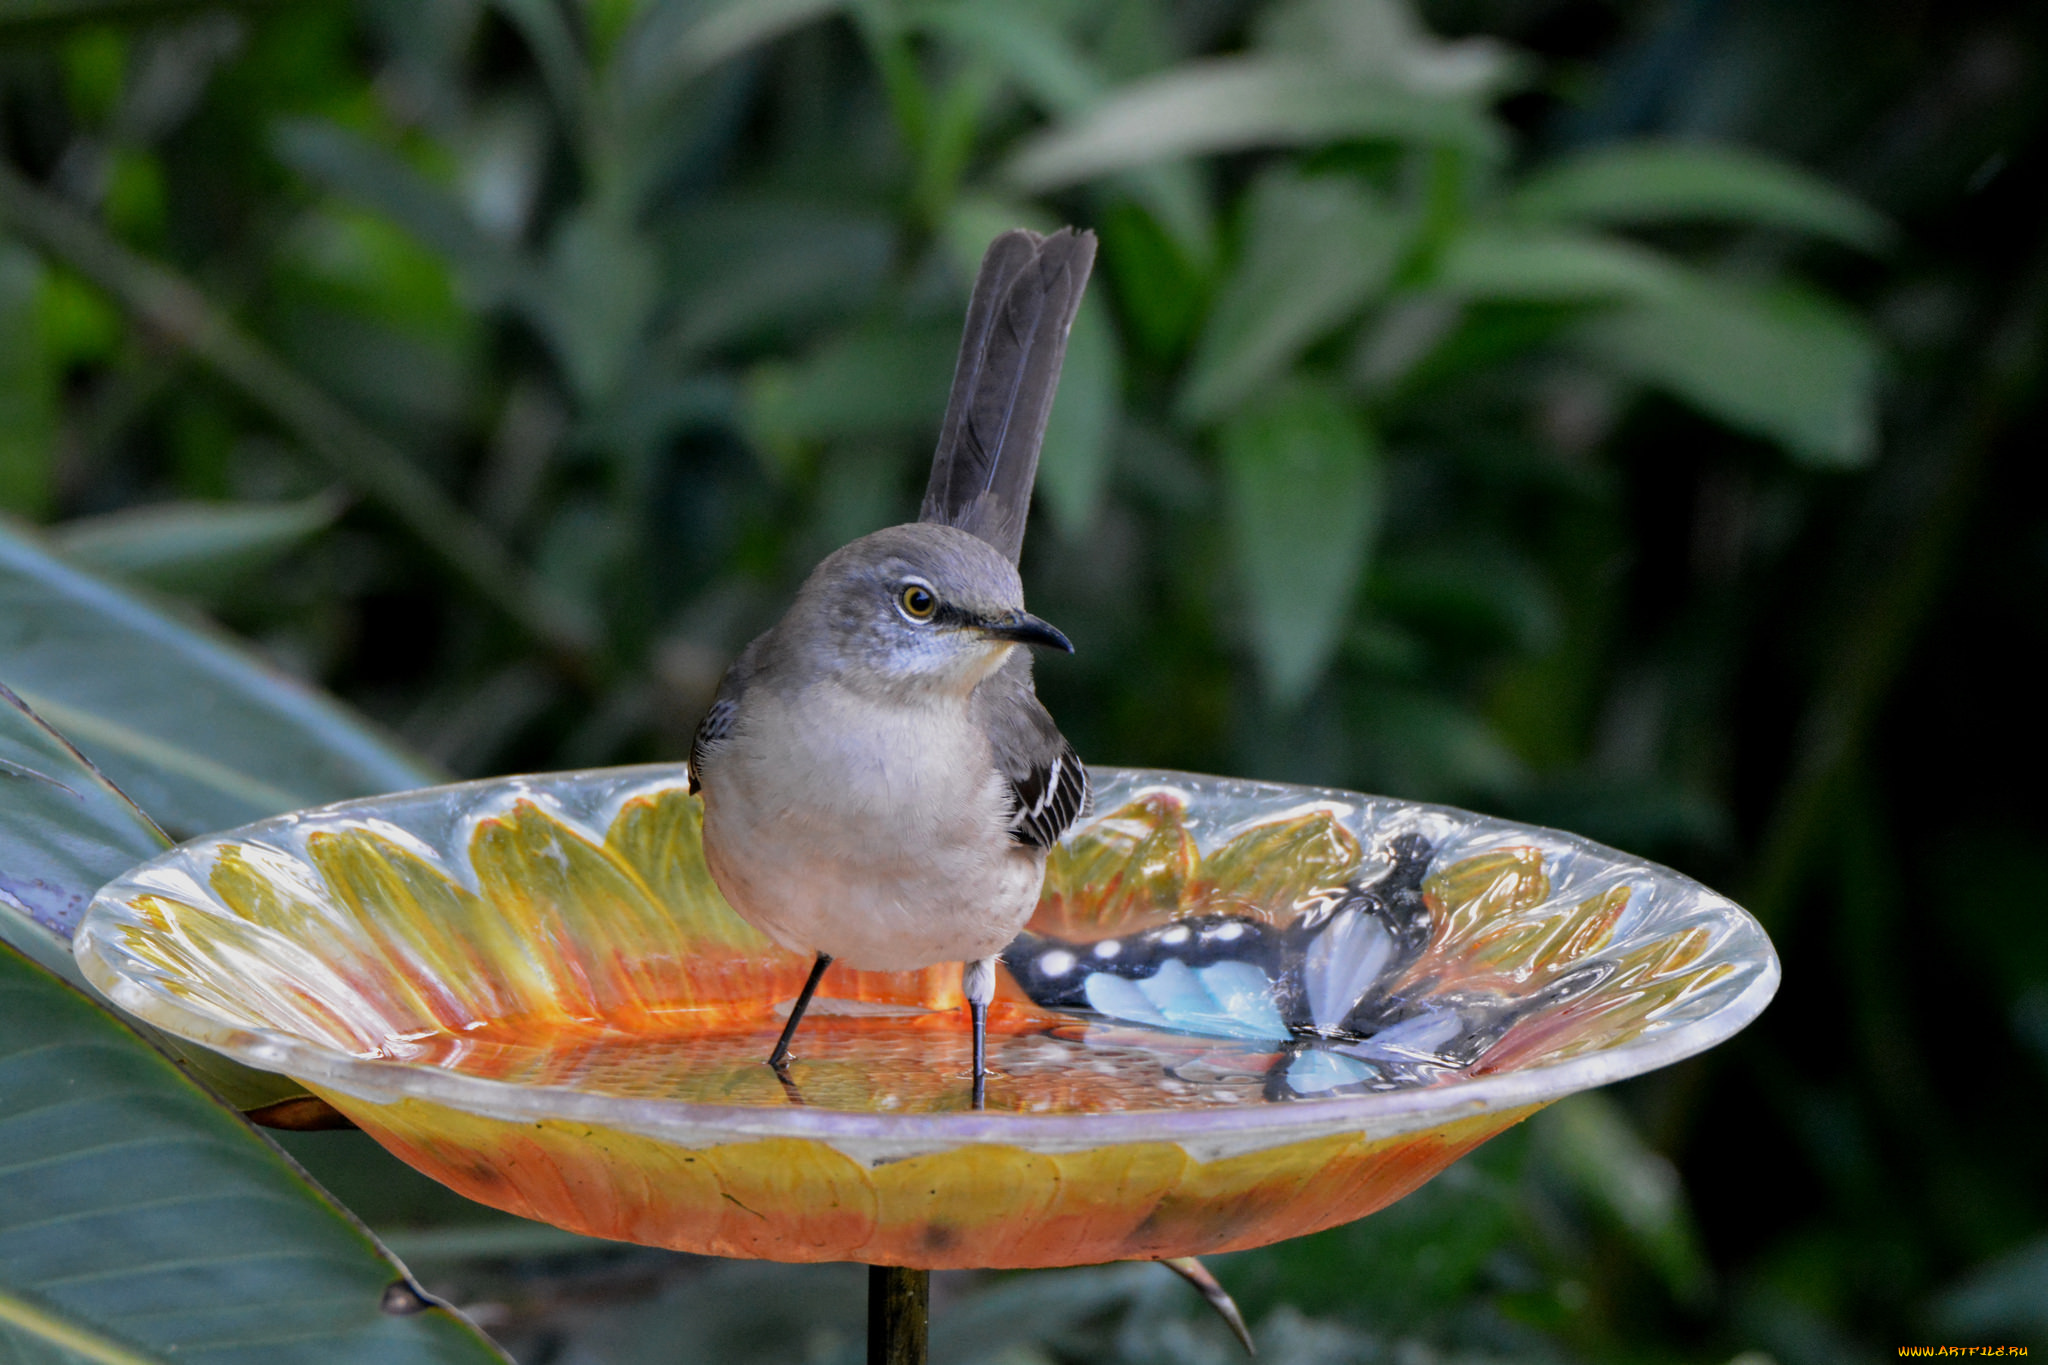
[1004,832,1612,1098]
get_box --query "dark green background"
[3,0,2044,1360]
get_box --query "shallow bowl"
[79,767,1776,1268]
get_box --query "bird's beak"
[980,610,1074,654]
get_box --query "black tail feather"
[919,226,1097,564]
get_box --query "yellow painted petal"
[1128,1131,1359,1258]
[469,800,694,1023]
[1036,793,1198,937]
[867,1145,1060,1262]
[703,1138,879,1260]
[605,788,770,952]
[1192,809,1362,921]
[208,845,433,1048]
[307,828,549,1029]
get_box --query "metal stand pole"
[867,1264,929,1365]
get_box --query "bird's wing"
[688,635,765,795]
[920,227,1098,565]
[975,652,1090,849]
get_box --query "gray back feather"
[919,227,1098,565]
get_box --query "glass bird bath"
[78,766,1776,1276]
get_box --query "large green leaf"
[0,941,507,1364]
[1220,382,1383,705]
[0,521,439,838]
[0,686,312,1107]
[1577,275,1881,468]
[0,684,165,984]
[1007,58,1500,191]
[1179,170,1408,424]
[49,496,344,604]
[1511,140,1893,253]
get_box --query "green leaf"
[1532,1094,1712,1307]
[544,207,661,404]
[1038,293,1121,539]
[488,0,589,137]
[1931,1234,2048,1335]
[1220,382,1382,705]
[0,686,312,1108]
[659,198,893,359]
[0,521,440,838]
[649,0,845,81]
[272,121,558,337]
[1255,0,1519,99]
[1577,274,1881,468]
[739,325,958,475]
[1007,58,1501,191]
[918,2,1100,112]
[1,239,58,520]
[1180,171,1409,424]
[1097,198,1210,361]
[1352,685,1527,801]
[49,495,344,602]
[1430,226,1681,304]
[1511,140,1894,253]
[1373,544,1560,652]
[0,940,508,1364]
[0,683,165,983]
[916,4,1215,261]
[1,1285,161,1365]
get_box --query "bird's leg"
[963,956,997,1109]
[768,952,833,1071]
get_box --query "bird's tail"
[919,227,1097,565]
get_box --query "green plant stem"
[0,160,599,679]
[867,1265,927,1365]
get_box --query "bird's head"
[784,522,1072,698]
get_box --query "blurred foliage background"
[2,0,2045,1360]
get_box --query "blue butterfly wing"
[1284,1048,1381,1095]
[1003,831,1441,1054]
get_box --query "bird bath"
[78,765,1776,1332]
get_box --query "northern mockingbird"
[689,227,1097,1108]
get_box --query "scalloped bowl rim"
[78,764,1780,1156]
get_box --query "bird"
[688,227,1097,1108]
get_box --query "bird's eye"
[898,583,937,620]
